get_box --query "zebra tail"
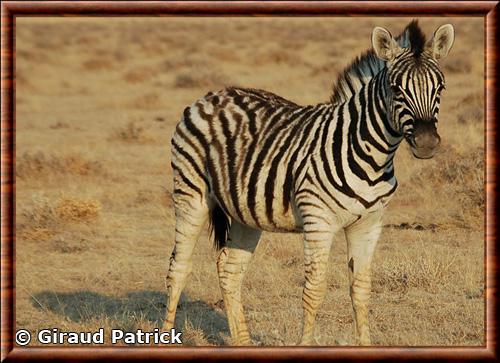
[209,205,230,250]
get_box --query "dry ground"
[15,17,484,346]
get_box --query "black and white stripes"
[164,20,455,345]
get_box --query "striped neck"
[367,67,404,148]
[340,67,403,179]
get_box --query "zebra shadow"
[31,290,229,345]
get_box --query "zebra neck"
[365,68,402,149]
[339,70,403,179]
[317,83,399,209]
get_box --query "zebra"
[165,20,454,345]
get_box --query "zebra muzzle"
[408,121,441,159]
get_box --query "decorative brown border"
[1,1,498,362]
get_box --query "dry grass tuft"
[132,92,163,110]
[111,121,154,143]
[114,121,144,141]
[49,121,71,129]
[17,152,104,179]
[252,47,309,67]
[81,58,114,71]
[19,194,101,242]
[20,227,57,242]
[55,196,101,222]
[22,194,60,230]
[173,71,229,89]
[123,67,155,84]
[51,235,91,254]
[181,321,211,346]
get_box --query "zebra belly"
[207,161,303,233]
[223,197,301,233]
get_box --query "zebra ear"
[372,27,401,62]
[428,24,455,60]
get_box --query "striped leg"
[217,221,261,345]
[164,196,210,331]
[344,210,383,346]
[299,214,338,345]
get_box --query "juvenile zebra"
[165,21,454,345]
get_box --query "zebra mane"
[330,20,426,105]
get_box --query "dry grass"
[17,152,104,178]
[55,196,101,222]
[113,121,146,142]
[375,247,462,293]
[15,17,484,347]
[410,146,485,227]
[173,71,230,89]
[18,194,101,243]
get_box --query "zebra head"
[372,23,455,159]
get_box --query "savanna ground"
[15,17,484,346]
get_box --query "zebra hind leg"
[217,220,262,346]
[343,210,383,346]
[164,192,210,332]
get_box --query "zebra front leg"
[217,221,261,346]
[344,210,383,346]
[299,217,337,345]
[165,199,209,331]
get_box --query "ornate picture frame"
[1,1,497,361]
